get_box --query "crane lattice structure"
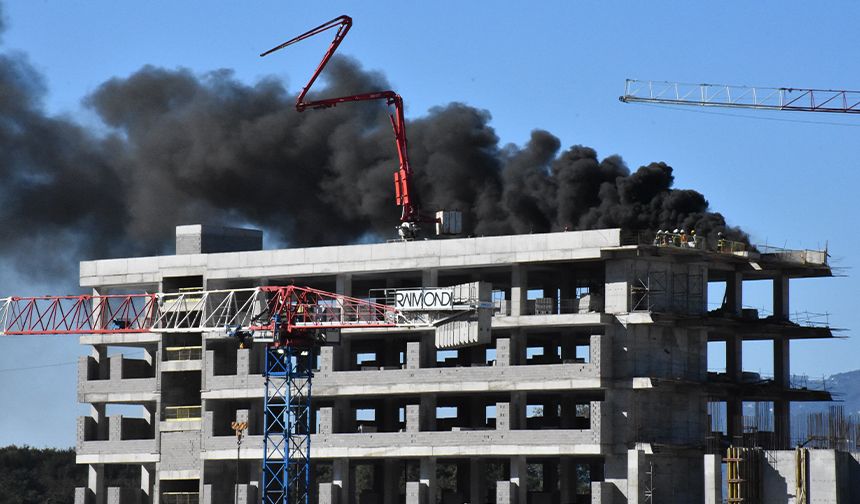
[0,285,477,504]
[620,79,860,114]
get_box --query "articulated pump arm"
[260,15,428,235]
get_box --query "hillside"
[0,446,83,504]
[793,369,860,417]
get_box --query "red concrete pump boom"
[261,15,432,239]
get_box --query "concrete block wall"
[82,227,825,504]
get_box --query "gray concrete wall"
[761,449,860,504]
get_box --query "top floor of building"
[80,226,832,322]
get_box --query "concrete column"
[704,453,722,504]
[319,482,339,504]
[511,265,529,316]
[406,404,421,432]
[422,268,438,287]
[496,402,511,431]
[334,398,351,433]
[88,464,105,504]
[510,330,527,366]
[333,458,351,504]
[774,332,791,448]
[336,274,353,297]
[626,449,644,504]
[318,407,334,434]
[510,392,526,430]
[559,458,574,504]
[495,337,511,366]
[496,481,516,504]
[141,464,153,500]
[319,346,335,373]
[726,334,742,383]
[727,399,743,444]
[510,456,527,504]
[420,333,436,369]
[91,404,107,440]
[406,481,426,504]
[108,415,122,441]
[92,345,109,380]
[337,336,353,372]
[470,396,486,428]
[725,271,743,315]
[383,459,400,504]
[406,341,421,370]
[774,338,790,387]
[470,459,486,504]
[419,458,437,504]
[773,274,789,320]
[421,395,437,431]
[543,460,558,494]
[774,400,791,449]
[382,398,398,432]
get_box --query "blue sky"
[0,1,857,447]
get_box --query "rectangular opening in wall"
[162,276,203,293]
[161,479,199,504]
[436,349,459,367]
[486,347,497,365]
[741,340,774,378]
[574,343,590,364]
[707,280,726,314]
[356,352,378,369]
[355,408,376,433]
[743,279,774,318]
[707,341,726,374]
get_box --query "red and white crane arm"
[0,286,409,338]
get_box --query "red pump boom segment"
[260,15,431,238]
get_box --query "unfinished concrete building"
[74,225,838,504]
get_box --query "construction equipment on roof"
[620,79,860,114]
[261,15,462,240]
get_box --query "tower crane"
[0,284,489,504]
[261,16,453,240]
[620,79,860,114]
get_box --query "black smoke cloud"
[0,41,745,286]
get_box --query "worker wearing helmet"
[672,229,681,247]
[717,232,725,253]
[680,229,688,246]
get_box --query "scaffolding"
[725,446,762,503]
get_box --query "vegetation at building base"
[0,445,83,504]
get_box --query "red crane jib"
[260,15,428,225]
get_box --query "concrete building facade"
[74,226,833,504]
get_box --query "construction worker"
[680,229,688,246]
[690,229,697,248]
[653,230,662,246]
[717,232,725,253]
[672,229,681,247]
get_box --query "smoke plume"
[0,31,745,287]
